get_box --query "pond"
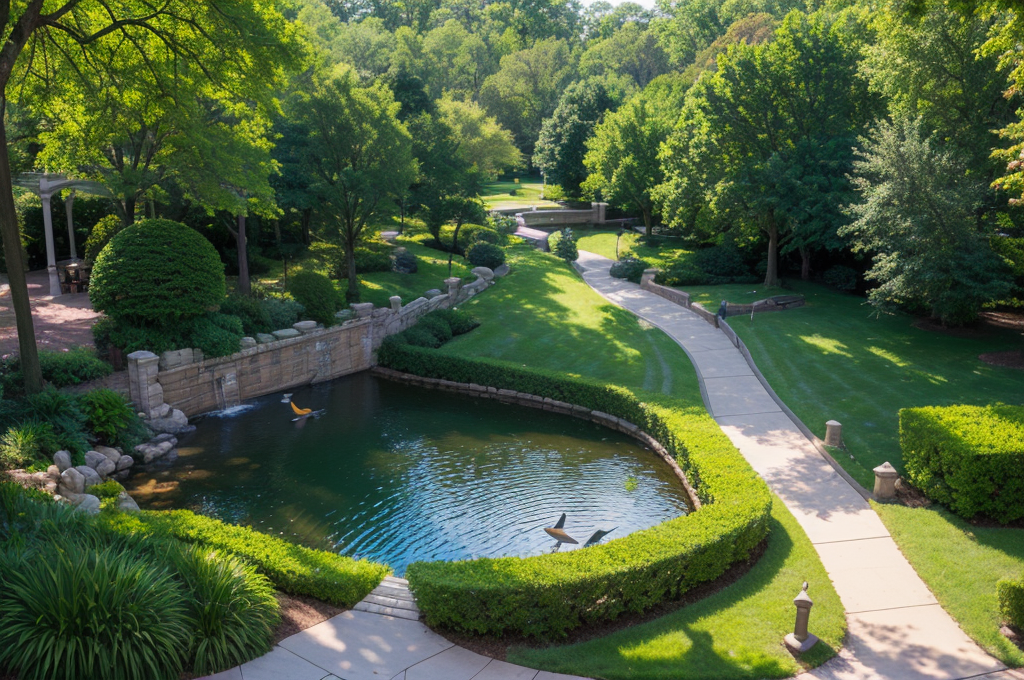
[128,372,689,575]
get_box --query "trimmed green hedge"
[378,341,773,638]
[901,405,1024,522]
[999,576,1024,630]
[99,508,389,607]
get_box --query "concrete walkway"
[203,577,586,680]
[574,250,1010,680]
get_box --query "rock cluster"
[40,444,143,516]
[141,401,193,436]
[133,433,179,464]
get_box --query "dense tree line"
[3,0,1024,391]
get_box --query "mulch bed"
[273,592,345,645]
[434,537,769,661]
[894,479,932,509]
[979,350,1024,370]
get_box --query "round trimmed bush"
[393,248,418,274]
[609,257,649,283]
[90,219,225,326]
[288,271,339,326]
[353,247,392,274]
[0,542,192,680]
[84,214,124,263]
[466,242,505,270]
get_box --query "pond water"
[128,372,689,575]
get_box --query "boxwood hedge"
[901,404,1024,522]
[999,576,1024,630]
[378,340,773,638]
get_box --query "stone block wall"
[128,272,496,417]
[517,202,607,228]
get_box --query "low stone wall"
[128,273,497,418]
[371,366,702,511]
[639,270,720,328]
[517,202,607,228]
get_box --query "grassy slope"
[721,281,1022,487]
[443,245,844,677]
[358,238,472,307]
[714,278,1024,666]
[482,179,562,210]
[509,500,845,680]
[874,503,1024,666]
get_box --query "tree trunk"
[399,200,406,235]
[642,207,653,238]
[273,219,282,249]
[123,197,136,227]
[301,208,312,246]
[236,213,250,295]
[0,108,42,393]
[345,246,358,303]
[448,220,465,278]
[764,221,780,287]
[800,246,810,281]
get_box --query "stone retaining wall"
[517,202,607,228]
[128,273,497,418]
[371,366,702,511]
[639,270,720,328]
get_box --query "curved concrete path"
[574,250,1011,680]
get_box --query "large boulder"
[59,467,85,496]
[53,450,72,472]
[74,465,102,489]
[95,458,116,479]
[95,446,122,463]
[84,450,107,470]
[470,266,495,282]
[147,408,189,435]
[116,493,140,513]
[115,454,134,472]
[134,440,175,464]
[74,494,101,515]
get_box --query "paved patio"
[0,269,99,353]
[575,250,1007,680]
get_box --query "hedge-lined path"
[202,576,587,680]
[574,250,1006,680]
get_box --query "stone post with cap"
[874,461,900,500]
[824,420,843,447]
[784,582,818,654]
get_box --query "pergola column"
[39,189,61,297]
[65,190,77,260]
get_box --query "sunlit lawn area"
[574,229,695,272]
[481,179,562,210]
[444,245,845,677]
[357,238,472,307]
[712,279,1024,665]
[875,503,1024,666]
[509,500,845,680]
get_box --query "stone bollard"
[824,420,843,447]
[389,296,402,313]
[445,276,461,300]
[873,461,900,500]
[640,268,658,287]
[127,351,162,417]
[784,582,818,653]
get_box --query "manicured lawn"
[443,244,701,401]
[575,229,639,260]
[444,245,844,676]
[574,231,694,272]
[721,281,1022,487]
[509,499,846,680]
[357,238,472,308]
[481,179,561,210]
[874,503,1024,666]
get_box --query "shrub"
[26,389,90,458]
[90,219,226,326]
[166,544,279,676]
[39,347,112,386]
[353,247,392,274]
[308,242,346,279]
[0,421,58,469]
[377,342,772,638]
[84,214,124,263]
[90,479,125,501]
[190,313,246,358]
[393,248,418,274]
[609,257,650,283]
[822,265,858,292]
[262,297,305,330]
[467,227,502,246]
[901,404,1024,522]
[466,242,506,270]
[400,325,445,349]
[487,213,519,235]
[80,389,138,446]
[553,227,579,263]
[998,576,1024,630]
[223,247,273,277]
[426,309,479,336]
[289,270,339,326]
[656,260,708,287]
[100,509,389,606]
[0,542,192,680]
[220,294,272,336]
[418,315,453,344]
[694,245,750,280]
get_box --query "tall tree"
[579,22,670,89]
[436,97,522,180]
[479,38,576,158]
[534,80,620,199]
[583,92,671,235]
[0,0,295,393]
[842,117,1012,325]
[289,66,416,301]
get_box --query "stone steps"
[353,575,421,621]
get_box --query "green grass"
[482,179,562,210]
[573,231,695,272]
[442,245,844,676]
[873,503,1024,666]
[443,244,701,401]
[722,280,1022,488]
[678,283,781,308]
[357,238,472,307]
[508,499,845,680]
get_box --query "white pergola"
[14,173,112,296]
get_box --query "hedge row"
[999,576,1024,630]
[378,340,773,638]
[100,508,389,607]
[901,404,1024,522]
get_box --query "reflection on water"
[128,372,689,575]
